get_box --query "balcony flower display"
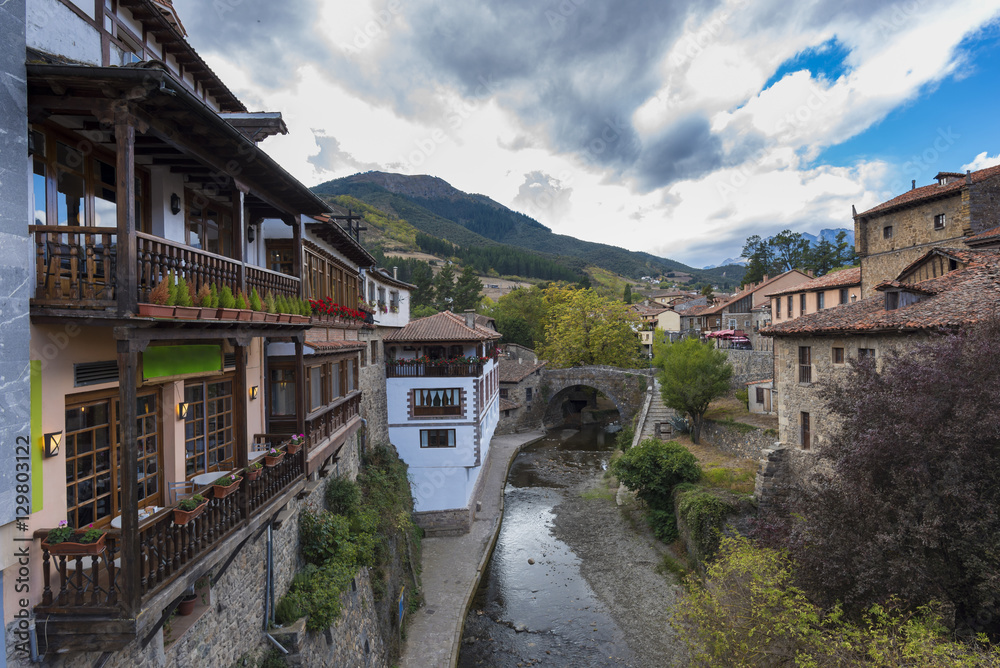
[210,473,242,499]
[43,521,107,556]
[245,460,263,481]
[264,446,285,467]
[173,493,208,525]
[286,433,305,455]
[308,297,366,322]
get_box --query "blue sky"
[174,0,1000,268]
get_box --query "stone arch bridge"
[541,366,654,428]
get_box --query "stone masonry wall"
[700,420,778,462]
[359,328,390,450]
[724,350,773,390]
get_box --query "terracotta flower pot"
[286,441,302,455]
[138,303,174,318]
[246,467,262,482]
[237,309,253,321]
[43,532,107,556]
[265,313,279,323]
[217,307,240,320]
[173,500,208,526]
[211,477,242,499]
[177,593,198,616]
[173,306,199,320]
[251,311,267,322]
[197,307,216,320]
[264,452,285,468]
[290,314,309,324]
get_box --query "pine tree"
[453,265,483,311]
[411,262,435,308]
[434,263,457,311]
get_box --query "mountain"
[312,172,745,287]
[703,257,748,270]
[801,228,855,247]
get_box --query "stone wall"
[724,350,773,389]
[541,367,653,428]
[754,445,822,514]
[700,419,778,462]
[358,328,390,450]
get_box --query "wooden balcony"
[31,226,301,314]
[385,361,484,378]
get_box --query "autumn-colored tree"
[653,337,732,444]
[538,287,642,368]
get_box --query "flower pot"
[246,467,262,482]
[173,306,199,320]
[211,477,242,499]
[280,313,294,323]
[217,307,240,320]
[236,309,253,321]
[265,313,279,323]
[290,314,309,324]
[251,311,267,322]
[286,441,302,455]
[264,452,285,468]
[138,303,174,318]
[43,532,107,556]
[173,500,208,526]
[177,593,198,616]
[197,307,217,320]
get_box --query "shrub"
[610,438,702,510]
[670,415,690,434]
[196,283,211,308]
[676,487,739,560]
[735,387,749,407]
[149,276,170,305]
[616,423,635,452]
[249,288,263,312]
[174,276,193,307]
[264,292,277,314]
[236,290,248,310]
[325,477,360,516]
[209,283,220,308]
[274,593,304,626]
[220,285,236,309]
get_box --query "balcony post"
[232,188,246,294]
[115,104,137,316]
[294,334,306,456]
[233,341,250,523]
[116,339,142,616]
[287,215,303,299]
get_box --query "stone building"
[764,248,1000,450]
[853,167,1000,297]
[720,270,811,349]
[497,347,547,434]
[631,301,681,356]
[767,266,862,326]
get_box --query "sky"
[172,0,1000,268]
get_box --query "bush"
[735,387,748,407]
[325,477,360,516]
[610,438,702,510]
[676,488,739,560]
[670,415,690,434]
[274,593,304,626]
[616,423,635,451]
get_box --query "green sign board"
[143,344,222,380]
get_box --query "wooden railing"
[385,361,483,378]
[31,226,117,308]
[136,232,241,303]
[305,394,361,448]
[34,448,305,616]
[247,264,300,301]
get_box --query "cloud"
[511,171,574,222]
[308,133,382,174]
[962,151,1000,172]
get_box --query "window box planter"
[173,306,199,320]
[251,311,267,322]
[42,532,107,557]
[278,313,293,323]
[211,476,242,499]
[197,307,217,320]
[265,313,279,323]
[264,451,285,467]
[285,440,302,455]
[290,314,310,324]
[172,499,208,526]
[217,307,240,320]
[236,309,253,322]
[138,303,174,318]
[246,466,262,482]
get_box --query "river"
[458,425,684,667]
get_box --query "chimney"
[762,275,768,282]
[912,180,916,190]
[464,309,475,329]
[393,266,398,280]
[966,170,972,184]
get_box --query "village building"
[630,301,681,356]
[383,311,502,535]
[767,266,862,326]
[720,270,811,349]
[853,167,1000,297]
[746,378,775,415]
[496,345,547,434]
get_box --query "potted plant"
[249,288,266,322]
[210,473,242,499]
[264,292,279,323]
[263,447,285,468]
[140,276,174,318]
[218,285,240,320]
[195,283,215,319]
[177,586,198,616]
[235,290,252,321]
[285,433,304,455]
[172,276,198,319]
[245,460,263,481]
[42,521,107,556]
[173,493,207,526]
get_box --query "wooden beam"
[116,342,141,616]
[295,338,306,444]
[288,215,303,299]
[234,343,250,525]
[115,105,138,316]
[232,189,246,294]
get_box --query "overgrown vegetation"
[278,446,421,633]
[672,536,1000,667]
[675,486,743,561]
[653,337,733,443]
[615,423,635,452]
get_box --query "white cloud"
[962,151,1000,172]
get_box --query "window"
[816,293,825,310]
[370,341,378,365]
[308,365,326,412]
[413,389,462,416]
[934,213,946,230]
[184,379,234,479]
[390,291,399,312]
[186,199,233,256]
[267,243,294,275]
[304,247,359,307]
[756,387,765,403]
[65,391,161,528]
[347,359,356,392]
[526,387,533,403]
[857,348,875,361]
[883,225,893,239]
[499,388,508,399]
[832,347,845,364]
[839,288,849,305]
[800,412,811,449]
[798,346,812,383]
[800,293,807,315]
[775,299,781,318]
[331,361,341,398]
[787,296,794,316]
[728,318,737,329]
[885,291,899,310]
[270,368,295,416]
[420,429,455,448]
[948,259,958,271]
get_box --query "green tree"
[453,265,483,311]
[484,285,549,350]
[410,262,435,308]
[653,337,732,444]
[538,287,642,368]
[433,263,456,311]
[740,234,774,286]
[623,284,633,304]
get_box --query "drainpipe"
[29,618,40,662]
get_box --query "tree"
[653,337,732,444]
[700,284,714,301]
[433,263,456,311]
[772,320,1000,636]
[623,284,633,304]
[484,285,549,349]
[452,265,483,311]
[538,287,642,368]
[410,262,435,308]
[740,234,774,286]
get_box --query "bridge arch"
[540,366,653,429]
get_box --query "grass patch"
[580,487,616,501]
[713,417,758,434]
[701,466,756,494]
[656,551,693,582]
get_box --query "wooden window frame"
[420,429,456,448]
[832,347,845,364]
[412,388,464,417]
[183,376,235,480]
[883,225,893,239]
[934,213,946,230]
[184,189,234,256]
[798,346,812,383]
[800,412,811,450]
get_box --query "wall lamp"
[170,193,181,215]
[250,386,259,400]
[44,432,62,458]
[177,401,190,420]
[247,223,256,244]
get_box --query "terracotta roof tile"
[763,250,1000,337]
[965,225,1000,246]
[500,398,522,411]
[858,165,1000,217]
[767,267,861,298]
[498,359,547,384]
[631,303,669,317]
[384,311,502,342]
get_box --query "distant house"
[746,379,775,415]
[497,347,547,434]
[720,270,812,345]
[767,266,862,326]
[630,301,681,356]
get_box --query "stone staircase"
[635,379,677,444]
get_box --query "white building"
[362,266,412,329]
[383,311,501,534]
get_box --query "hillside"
[312,172,744,287]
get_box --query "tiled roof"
[858,165,1000,217]
[498,359,547,384]
[500,398,522,411]
[631,303,669,317]
[305,340,366,352]
[722,269,812,310]
[763,249,1000,337]
[965,225,1000,247]
[673,296,708,312]
[745,378,773,386]
[894,247,979,279]
[766,267,861,298]
[383,311,502,342]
